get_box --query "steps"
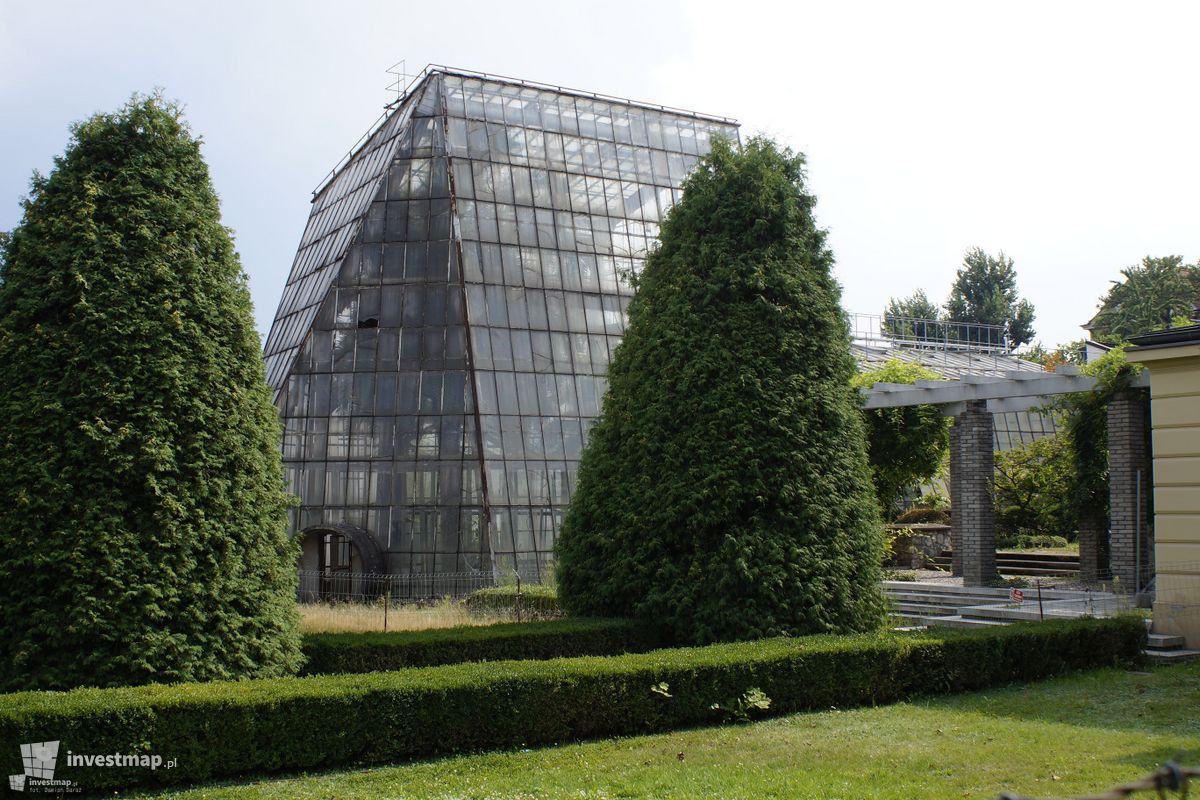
[885,581,1108,629]
[884,581,1113,629]
[926,550,1080,577]
[883,585,1104,623]
[885,580,1200,664]
[1144,631,1200,665]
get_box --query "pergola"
[863,366,1152,587]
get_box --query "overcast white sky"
[2,0,1197,349]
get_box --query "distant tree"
[944,247,1036,348]
[851,360,951,517]
[1023,339,1087,371]
[883,289,943,342]
[556,137,885,644]
[1090,256,1200,344]
[0,94,302,690]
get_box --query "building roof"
[263,69,739,395]
[1127,323,1200,349]
[852,342,1045,380]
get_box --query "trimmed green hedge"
[0,617,1144,794]
[300,618,664,675]
[463,584,561,617]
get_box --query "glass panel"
[522,416,544,458]
[440,416,464,458]
[396,416,418,458]
[511,328,534,372]
[501,415,525,460]
[490,327,513,370]
[496,371,520,414]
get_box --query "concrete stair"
[886,580,1199,664]
[926,550,1080,577]
[1144,632,1200,665]
[886,581,1109,630]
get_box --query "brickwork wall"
[1077,515,1107,583]
[952,400,996,586]
[1108,389,1152,590]
[949,421,962,577]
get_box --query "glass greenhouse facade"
[265,68,739,582]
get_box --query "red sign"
[1010,588,1025,603]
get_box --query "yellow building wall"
[1126,349,1200,647]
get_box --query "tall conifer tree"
[0,95,301,690]
[556,137,885,644]
[944,248,1036,348]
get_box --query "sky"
[1,0,1197,350]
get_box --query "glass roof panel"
[263,76,442,394]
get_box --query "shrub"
[884,569,920,582]
[0,94,300,691]
[463,584,562,618]
[912,486,950,511]
[0,617,1145,793]
[300,618,660,675]
[852,360,952,515]
[994,433,1076,544]
[1013,534,1069,550]
[894,508,951,525]
[557,137,885,644]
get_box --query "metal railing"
[298,569,496,603]
[851,313,1013,354]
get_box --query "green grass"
[142,662,1200,800]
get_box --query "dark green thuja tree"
[556,137,886,644]
[0,94,301,690]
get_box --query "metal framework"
[862,365,1151,414]
[266,68,740,579]
[850,312,1012,354]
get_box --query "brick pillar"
[954,400,997,587]
[949,421,963,576]
[1108,389,1151,591]
[1077,514,1107,583]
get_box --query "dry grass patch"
[298,599,506,633]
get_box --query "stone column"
[953,400,997,587]
[949,421,962,576]
[1108,389,1151,591]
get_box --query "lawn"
[142,661,1200,800]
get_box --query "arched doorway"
[297,524,386,601]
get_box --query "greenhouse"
[264,67,739,585]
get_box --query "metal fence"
[296,569,546,603]
[850,312,1013,354]
[296,568,557,632]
